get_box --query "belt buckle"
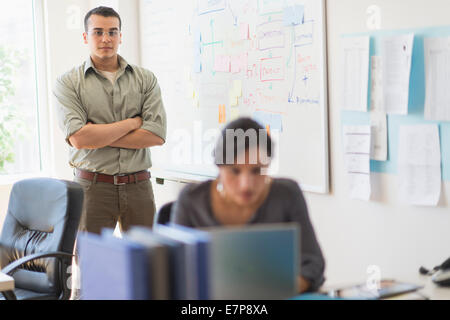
[113,175,127,185]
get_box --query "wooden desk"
[0,272,14,292]
[398,274,450,300]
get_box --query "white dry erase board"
[139,0,329,193]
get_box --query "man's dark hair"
[213,117,274,166]
[84,6,122,32]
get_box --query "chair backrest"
[155,201,174,225]
[0,178,83,297]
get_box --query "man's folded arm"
[108,128,164,149]
[69,117,142,150]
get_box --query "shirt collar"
[84,54,133,76]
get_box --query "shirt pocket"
[81,86,115,124]
[123,92,144,119]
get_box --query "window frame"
[0,0,52,185]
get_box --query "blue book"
[154,224,210,300]
[166,223,211,300]
[126,226,187,300]
[77,232,150,300]
[123,231,169,300]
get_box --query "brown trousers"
[70,175,156,298]
[74,175,156,234]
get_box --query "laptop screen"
[202,223,300,300]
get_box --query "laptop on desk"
[201,223,300,300]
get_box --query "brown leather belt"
[75,169,151,185]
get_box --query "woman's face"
[218,150,270,206]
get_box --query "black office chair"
[154,201,174,225]
[0,178,83,300]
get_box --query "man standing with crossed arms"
[54,6,166,237]
[54,6,166,298]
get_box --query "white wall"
[309,0,450,285]
[1,0,450,288]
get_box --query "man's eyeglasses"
[88,30,120,38]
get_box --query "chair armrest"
[1,252,74,276]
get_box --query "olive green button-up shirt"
[53,55,167,175]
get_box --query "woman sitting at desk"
[171,117,325,293]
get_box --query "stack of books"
[77,223,299,300]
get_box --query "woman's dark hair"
[84,6,122,32]
[213,117,274,166]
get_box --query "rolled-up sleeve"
[289,183,326,292]
[141,71,167,141]
[53,75,87,146]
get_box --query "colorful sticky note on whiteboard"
[240,23,249,40]
[252,111,283,132]
[233,80,242,97]
[219,104,226,123]
[193,96,200,108]
[270,114,283,131]
[231,53,247,74]
[229,107,240,121]
[229,92,238,107]
[252,110,269,127]
[283,5,304,26]
[214,55,231,72]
